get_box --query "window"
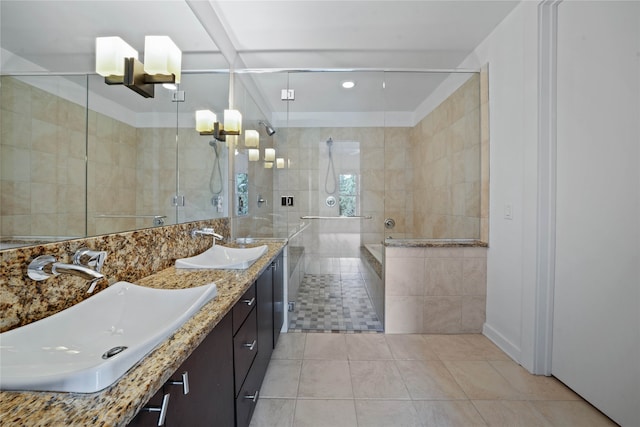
[339,174,357,217]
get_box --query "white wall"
[457,1,541,371]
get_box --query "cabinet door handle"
[142,393,170,426]
[242,297,255,306]
[168,371,190,395]
[243,339,257,351]
[244,390,259,403]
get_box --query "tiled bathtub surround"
[384,240,487,334]
[0,218,229,332]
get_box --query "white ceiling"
[0,0,519,124]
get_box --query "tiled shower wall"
[271,128,400,275]
[271,73,485,251]
[410,74,482,239]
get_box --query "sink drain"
[102,346,128,359]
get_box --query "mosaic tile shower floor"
[288,273,383,332]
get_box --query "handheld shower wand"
[324,137,337,194]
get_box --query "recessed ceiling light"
[162,83,177,90]
[341,81,356,89]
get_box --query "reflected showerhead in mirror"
[209,140,221,156]
[259,121,276,136]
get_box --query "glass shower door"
[284,71,386,332]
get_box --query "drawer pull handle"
[142,393,170,426]
[242,297,255,306]
[244,339,257,351]
[244,390,259,403]
[168,371,190,395]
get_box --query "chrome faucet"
[191,228,224,244]
[27,247,107,293]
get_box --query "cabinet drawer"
[233,283,256,335]
[235,359,263,427]
[233,307,258,396]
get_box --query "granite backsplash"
[0,218,230,333]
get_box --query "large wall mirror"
[230,74,278,239]
[0,1,230,249]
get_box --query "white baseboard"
[483,322,522,363]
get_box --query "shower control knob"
[384,218,396,229]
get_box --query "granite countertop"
[384,238,488,248]
[0,240,286,427]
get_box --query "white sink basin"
[0,281,217,393]
[175,244,268,270]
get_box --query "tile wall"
[409,74,482,239]
[385,246,487,334]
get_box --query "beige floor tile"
[443,360,523,400]
[298,360,353,398]
[293,399,357,427]
[472,400,553,426]
[413,400,487,426]
[424,334,507,361]
[249,398,296,427]
[260,359,302,398]
[459,334,510,360]
[396,360,467,400]
[346,333,393,360]
[531,401,618,427]
[385,334,439,360]
[303,333,348,360]
[489,360,581,401]
[349,360,410,399]
[423,335,485,360]
[273,333,306,359]
[355,400,422,427]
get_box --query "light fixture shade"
[276,158,285,169]
[224,110,242,134]
[144,36,182,83]
[264,148,276,162]
[195,110,216,133]
[248,149,260,161]
[96,37,138,77]
[264,162,274,169]
[245,130,259,148]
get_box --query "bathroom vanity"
[0,242,286,427]
[130,250,284,427]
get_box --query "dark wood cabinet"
[128,313,234,427]
[234,253,285,427]
[165,312,235,427]
[129,249,285,427]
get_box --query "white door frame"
[533,0,562,376]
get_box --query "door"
[553,2,640,426]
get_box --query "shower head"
[326,137,333,147]
[259,121,276,136]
